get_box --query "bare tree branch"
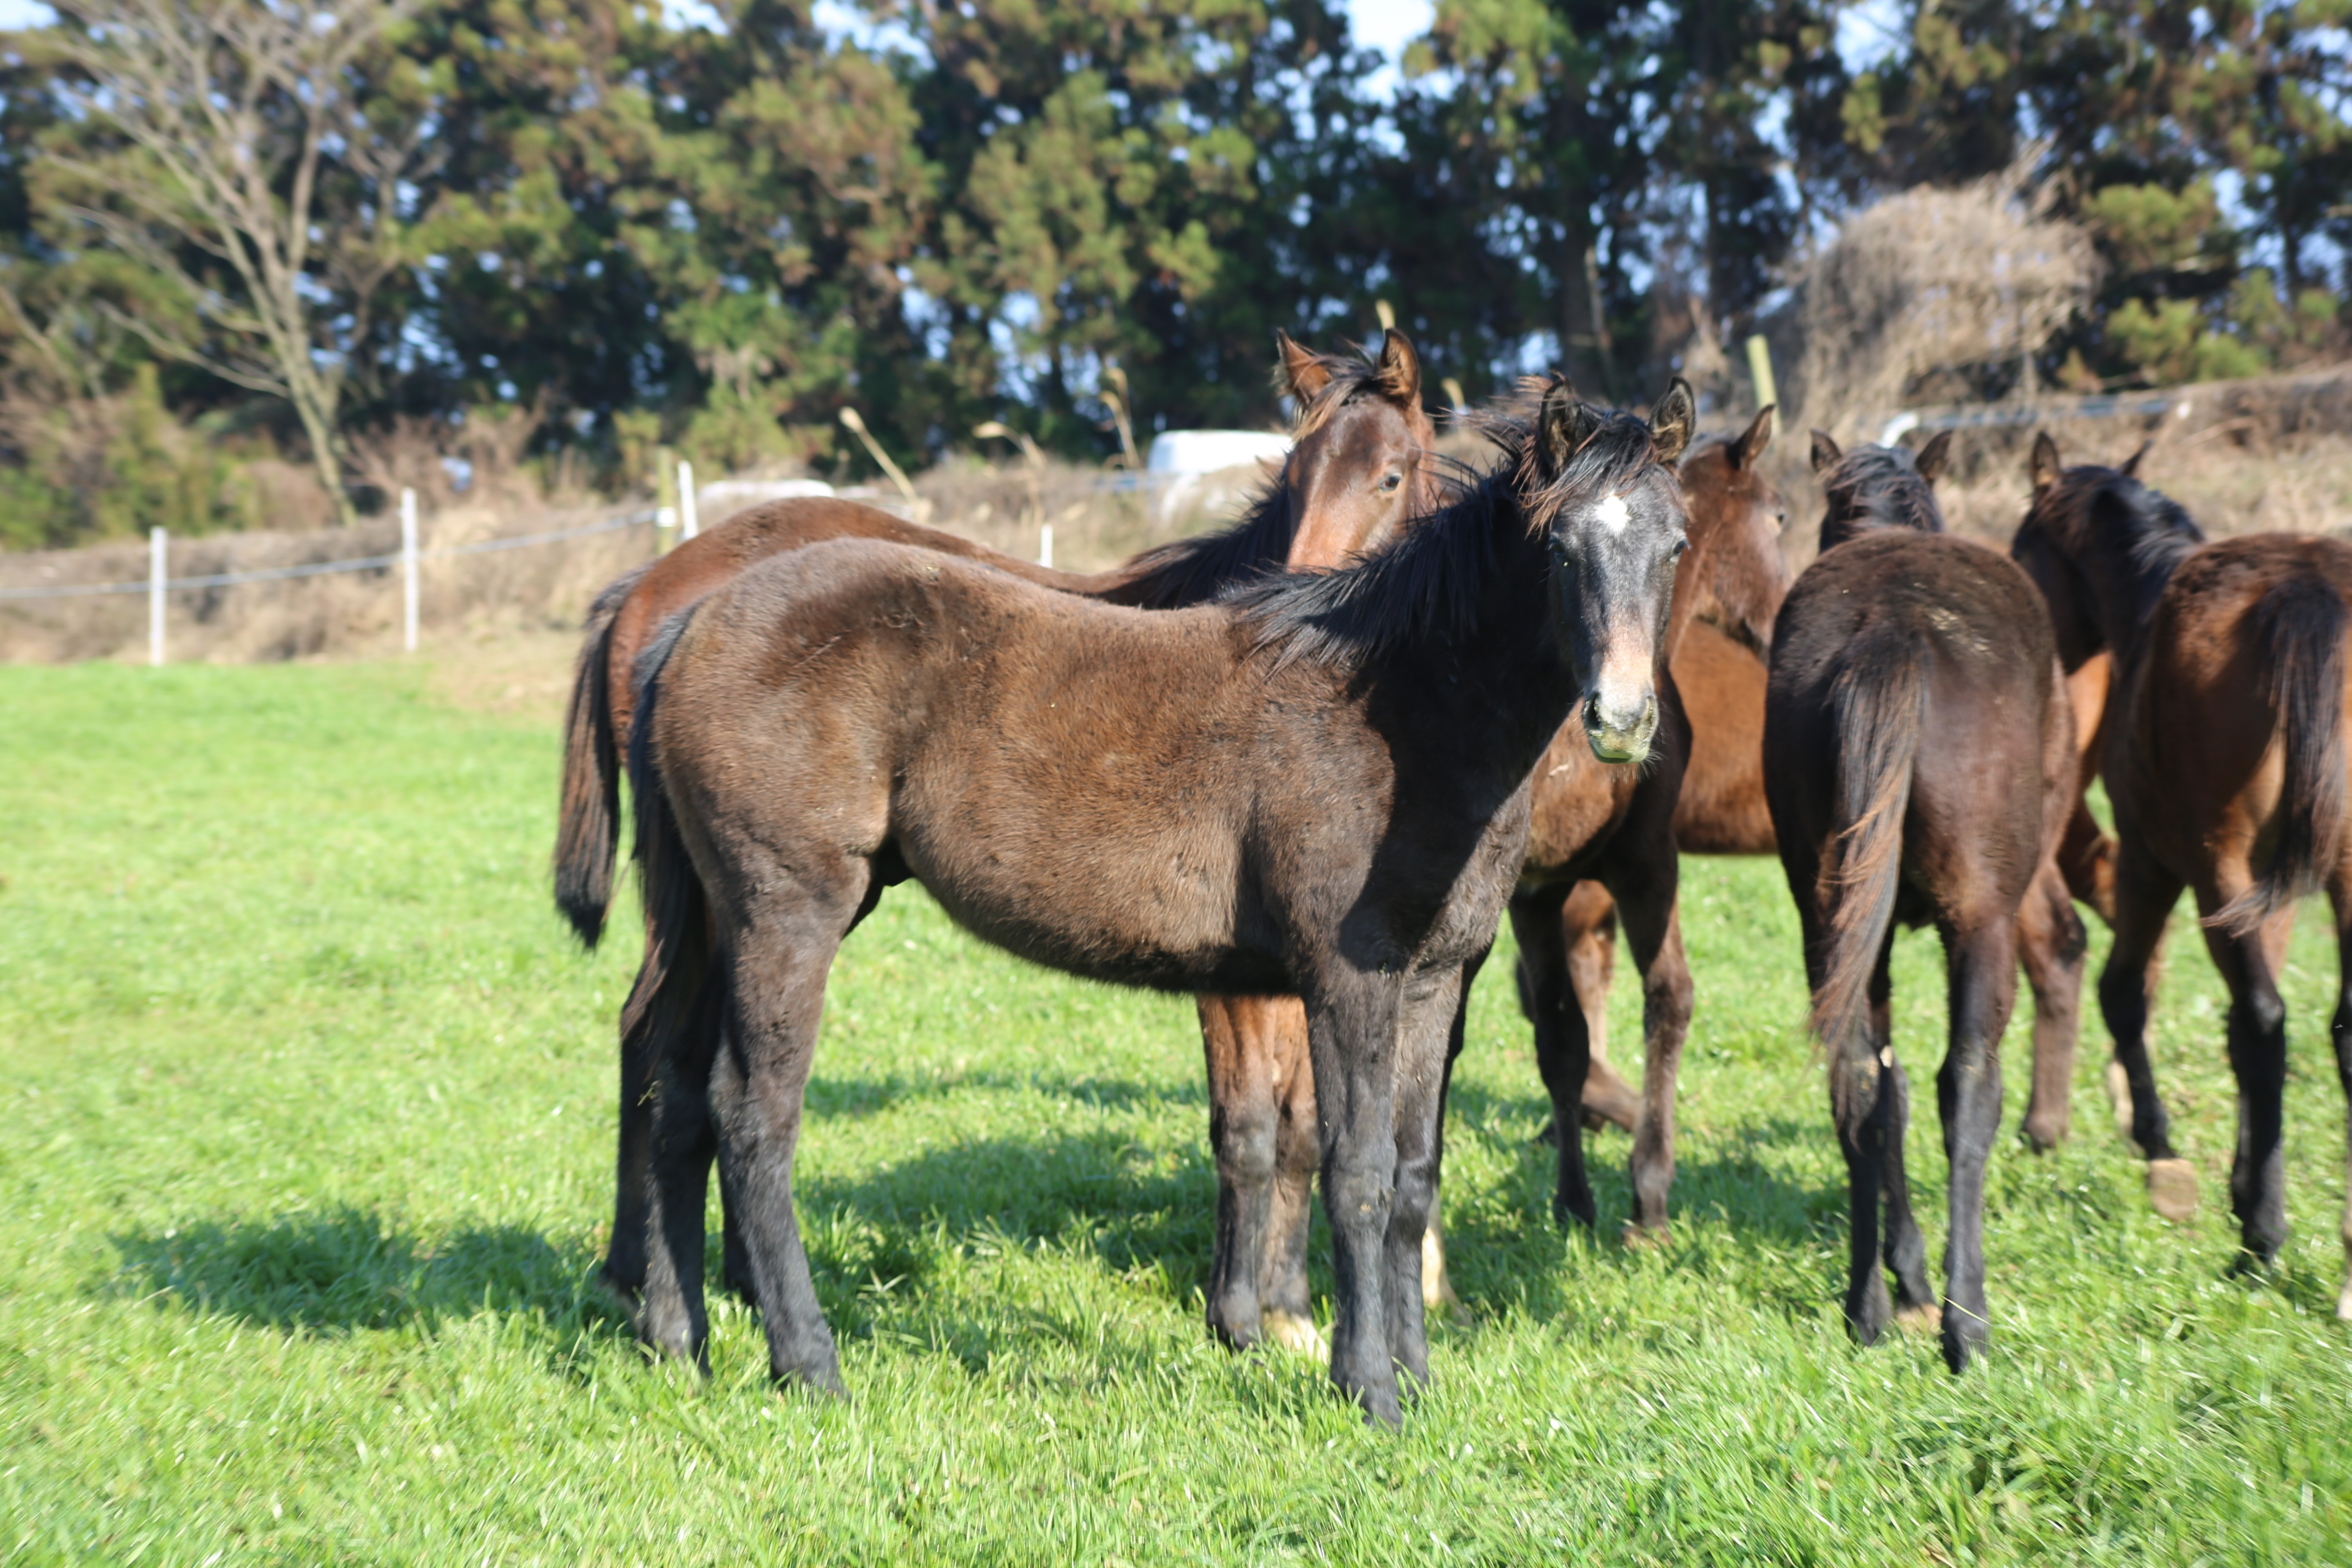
[36,0,432,524]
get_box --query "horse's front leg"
[1305,970,1404,1426]
[1384,961,1471,1393]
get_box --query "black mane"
[1226,404,1664,671]
[1819,443,1944,550]
[2053,465,2206,580]
[1113,485,1300,610]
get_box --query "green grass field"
[4,663,2351,1565]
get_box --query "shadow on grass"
[805,1068,1203,1123]
[99,1208,623,1340]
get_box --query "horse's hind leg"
[2198,897,2297,1268]
[2017,858,2090,1152]
[1511,891,1596,1230]
[1200,994,1282,1351]
[639,973,725,1368]
[602,1002,658,1308]
[709,878,861,1395]
[1262,1010,1324,1351]
[1561,882,1640,1131]
[718,1166,755,1306]
[1937,915,2019,1372]
[1827,946,1899,1348]
[1869,942,1935,1318]
[2098,844,2194,1219]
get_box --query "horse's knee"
[2236,984,2287,1046]
[1213,1102,1281,1185]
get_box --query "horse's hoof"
[1261,1309,1330,1363]
[2146,1158,2198,1224]
[594,1270,645,1321]
[2020,1114,2067,1154]
[2105,1061,2133,1136]
[1620,1221,1669,1251]
[2335,1279,2352,1321]
[1894,1302,1943,1335]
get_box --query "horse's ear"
[1810,429,1842,473]
[1649,378,1696,463]
[2030,431,2063,493]
[1536,378,1598,480]
[1373,328,1421,406]
[1733,404,1775,469]
[1914,429,1954,486]
[1277,333,1332,402]
[2118,438,2151,479]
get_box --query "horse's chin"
[1584,725,1654,765]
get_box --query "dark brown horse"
[623,381,1696,1423]
[1766,434,2081,1372]
[565,333,1449,1311]
[554,330,1441,949]
[2011,448,2352,1303]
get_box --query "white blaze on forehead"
[1594,492,1630,532]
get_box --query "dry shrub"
[1784,154,2097,445]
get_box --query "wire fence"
[0,505,666,601]
[0,470,698,665]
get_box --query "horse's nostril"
[1582,692,1605,729]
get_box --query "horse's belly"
[894,815,1253,989]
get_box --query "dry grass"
[1783,152,2097,446]
[1922,367,2352,549]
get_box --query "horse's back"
[1771,532,2059,913]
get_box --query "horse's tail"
[553,564,651,948]
[1810,647,1923,1055]
[617,604,713,1095]
[2211,569,2349,937]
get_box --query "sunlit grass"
[2,663,2349,1564]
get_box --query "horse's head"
[1278,329,1442,571]
[1812,428,1949,553]
[1673,404,1788,660]
[1525,376,1695,764]
[2011,430,2188,670]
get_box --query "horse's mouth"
[1581,693,1659,765]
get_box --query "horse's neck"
[2084,529,2188,680]
[1361,526,1573,766]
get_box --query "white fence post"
[1038,523,1053,569]
[677,461,698,540]
[148,526,166,667]
[400,487,419,654]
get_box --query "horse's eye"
[1774,510,1788,533]
[1671,537,1690,558]
[1378,472,1402,494]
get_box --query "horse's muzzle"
[1582,688,1658,765]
